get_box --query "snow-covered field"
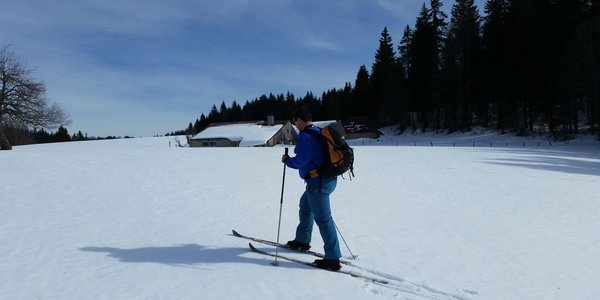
[1,132,599,299]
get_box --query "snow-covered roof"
[291,120,338,134]
[189,123,284,147]
[313,120,338,128]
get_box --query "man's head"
[293,106,313,130]
[293,106,312,122]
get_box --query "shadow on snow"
[80,244,304,269]
[475,148,600,177]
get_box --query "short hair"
[293,106,312,122]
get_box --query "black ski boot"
[286,240,310,251]
[313,259,341,271]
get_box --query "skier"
[281,106,342,271]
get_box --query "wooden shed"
[188,120,297,147]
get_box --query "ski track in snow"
[233,229,474,299]
[355,268,471,300]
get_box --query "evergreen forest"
[175,0,599,139]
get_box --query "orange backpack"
[306,122,355,178]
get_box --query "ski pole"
[273,147,288,266]
[334,221,358,259]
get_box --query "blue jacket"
[285,125,323,182]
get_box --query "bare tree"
[0,45,70,150]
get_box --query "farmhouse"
[187,117,379,148]
[188,119,297,147]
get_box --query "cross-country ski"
[248,243,388,284]
[231,229,354,265]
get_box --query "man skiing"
[281,106,342,271]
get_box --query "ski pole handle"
[282,147,289,163]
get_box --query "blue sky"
[1,0,485,137]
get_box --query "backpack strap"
[301,126,324,179]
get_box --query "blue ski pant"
[294,176,341,259]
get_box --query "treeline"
[175,0,599,138]
[168,89,352,135]
[4,125,133,145]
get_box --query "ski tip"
[232,229,242,237]
[248,242,257,250]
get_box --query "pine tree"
[340,82,353,120]
[370,27,397,124]
[193,117,201,133]
[285,92,296,120]
[407,2,447,129]
[73,130,85,141]
[321,89,335,120]
[505,0,554,133]
[587,0,600,136]
[448,0,484,129]
[34,128,51,143]
[352,65,370,117]
[241,101,253,121]
[230,101,242,122]
[430,0,449,57]
[53,125,71,142]
[398,25,413,76]
[551,0,591,135]
[482,0,510,130]
[398,25,417,129]
[219,101,229,122]
[440,24,462,131]
[208,105,219,123]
